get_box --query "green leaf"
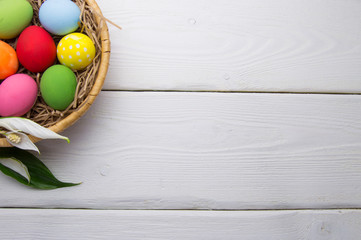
[0,158,30,183]
[0,161,30,186]
[0,148,81,190]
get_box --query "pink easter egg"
[0,74,38,117]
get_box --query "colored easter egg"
[0,40,18,79]
[16,26,57,73]
[0,74,38,117]
[0,0,33,39]
[57,33,95,70]
[39,0,81,36]
[40,65,77,110]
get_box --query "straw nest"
[0,0,110,146]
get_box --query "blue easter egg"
[39,0,81,36]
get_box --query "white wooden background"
[1,0,361,239]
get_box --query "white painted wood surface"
[98,0,361,93]
[2,0,361,238]
[1,209,361,240]
[1,92,361,209]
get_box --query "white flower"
[0,117,69,153]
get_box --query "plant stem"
[0,130,8,137]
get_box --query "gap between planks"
[1,207,361,212]
[100,89,361,96]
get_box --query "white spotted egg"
[57,33,95,70]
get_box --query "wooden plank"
[98,0,361,93]
[1,92,361,209]
[0,209,360,240]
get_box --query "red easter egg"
[16,26,56,72]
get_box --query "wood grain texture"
[0,209,360,240]
[97,0,361,93]
[1,92,361,209]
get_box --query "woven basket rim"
[0,0,110,146]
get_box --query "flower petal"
[0,117,69,143]
[6,132,40,153]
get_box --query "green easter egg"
[0,0,33,39]
[40,65,77,110]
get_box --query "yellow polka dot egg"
[57,33,95,70]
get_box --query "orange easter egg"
[0,40,18,79]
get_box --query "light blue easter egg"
[39,0,81,36]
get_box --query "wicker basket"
[0,0,110,146]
